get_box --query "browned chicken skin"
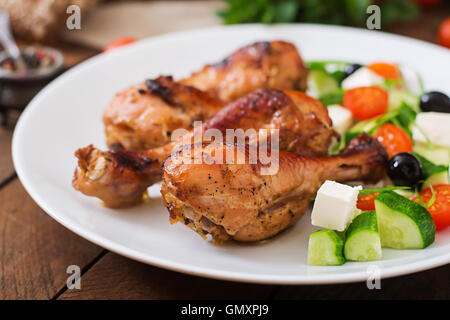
[73,145,162,208]
[103,41,308,151]
[73,88,335,208]
[103,76,222,151]
[181,41,308,102]
[161,134,388,242]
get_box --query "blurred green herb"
[320,89,344,106]
[329,102,417,155]
[218,0,419,27]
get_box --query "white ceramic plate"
[13,24,450,284]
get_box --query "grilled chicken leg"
[161,134,388,242]
[103,41,308,150]
[73,88,335,208]
[103,76,223,151]
[181,41,308,101]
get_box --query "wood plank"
[0,126,14,184]
[53,41,100,68]
[0,179,103,299]
[60,1,223,49]
[274,264,450,300]
[59,252,276,300]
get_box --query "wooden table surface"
[1,8,449,300]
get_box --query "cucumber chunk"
[423,171,449,189]
[307,69,339,99]
[388,89,420,112]
[344,211,382,261]
[374,191,435,249]
[413,143,449,166]
[307,230,345,266]
[413,152,449,189]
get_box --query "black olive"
[387,153,422,187]
[420,91,450,113]
[343,63,363,80]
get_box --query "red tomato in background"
[343,86,389,120]
[413,0,441,8]
[412,184,450,231]
[375,123,413,158]
[437,17,450,49]
[103,37,137,52]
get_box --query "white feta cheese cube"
[399,66,423,95]
[341,67,383,90]
[327,104,354,134]
[412,112,450,148]
[311,180,362,232]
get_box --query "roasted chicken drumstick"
[103,41,308,150]
[161,134,388,242]
[181,41,308,101]
[73,89,335,208]
[103,76,222,151]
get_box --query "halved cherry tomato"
[437,17,450,49]
[357,193,380,211]
[343,86,389,120]
[103,37,137,52]
[368,62,401,80]
[412,184,450,231]
[375,123,413,158]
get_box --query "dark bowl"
[0,46,65,110]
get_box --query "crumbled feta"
[399,66,423,95]
[412,112,450,148]
[327,104,353,134]
[342,67,383,90]
[311,180,362,232]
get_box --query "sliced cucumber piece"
[388,89,420,112]
[307,230,345,266]
[413,152,449,189]
[344,211,382,261]
[394,189,416,198]
[348,117,380,135]
[413,143,450,166]
[423,171,449,189]
[374,191,435,249]
[306,61,349,84]
[307,69,339,99]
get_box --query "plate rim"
[12,23,450,285]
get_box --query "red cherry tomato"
[343,86,389,120]
[437,17,450,49]
[375,123,413,158]
[368,62,401,80]
[357,193,380,211]
[103,37,137,52]
[412,184,450,231]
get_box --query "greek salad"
[305,61,450,266]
